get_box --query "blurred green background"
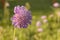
[0,0,60,40]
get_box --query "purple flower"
[11,5,32,28]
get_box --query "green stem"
[57,16,59,40]
[13,27,16,40]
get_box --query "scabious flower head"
[36,21,41,27]
[5,2,10,7]
[14,36,18,40]
[57,11,60,17]
[11,5,32,28]
[37,28,43,32]
[0,26,3,32]
[57,29,60,32]
[43,19,48,23]
[41,15,47,20]
[53,2,59,8]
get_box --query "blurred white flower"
[5,2,10,7]
[0,26,3,34]
[43,19,48,23]
[41,16,47,20]
[36,21,41,27]
[57,29,60,32]
[37,28,43,32]
[0,26,3,30]
[57,11,60,17]
[14,37,18,40]
[53,2,59,8]
[49,14,54,18]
